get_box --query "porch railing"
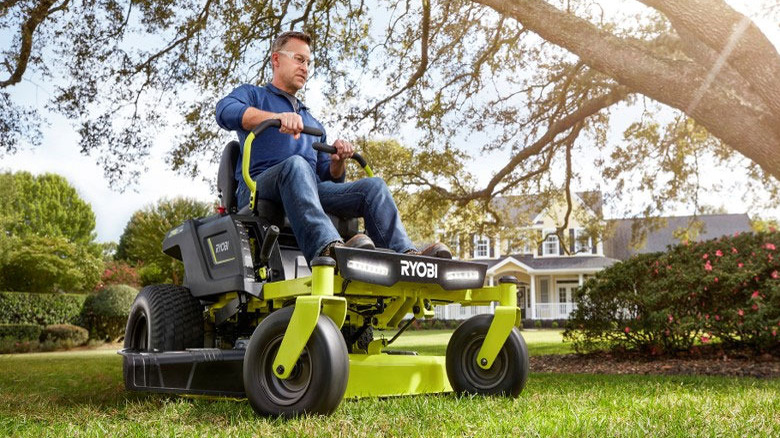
[533,302,577,319]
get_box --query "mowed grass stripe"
[1,330,777,437]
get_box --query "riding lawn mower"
[119,119,529,417]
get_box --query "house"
[434,195,753,322]
[435,193,619,321]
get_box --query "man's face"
[272,38,311,94]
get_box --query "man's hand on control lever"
[276,112,304,139]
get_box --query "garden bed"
[531,349,780,378]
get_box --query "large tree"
[0,171,102,292]
[116,197,213,284]
[2,0,779,240]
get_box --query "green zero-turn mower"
[119,119,529,417]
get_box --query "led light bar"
[346,260,390,276]
[445,270,480,281]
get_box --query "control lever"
[260,225,280,265]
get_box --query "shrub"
[79,285,138,341]
[0,324,42,342]
[40,324,89,346]
[564,231,780,355]
[99,260,140,289]
[138,264,169,286]
[534,320,542,329]
[0,292,87,326]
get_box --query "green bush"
[79,285,138,341]
[0,292,87,326]
[138,264,169,286]
[0,324,42,342]
[40,324,89,346]
[565,231,780,355]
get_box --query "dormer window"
[574,229,592,254]
[542,230,559,256]
[475,236,490,258]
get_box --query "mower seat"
[217,140,358,238]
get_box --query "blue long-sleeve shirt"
[215,83,343,189]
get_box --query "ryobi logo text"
[215,241,230,253]
[400,260,438,279]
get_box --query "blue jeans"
[237,155,415,262]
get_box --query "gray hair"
[271,31,312,53]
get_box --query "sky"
[2,0,779,244]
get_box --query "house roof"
[484,253,619,273]
[604,214,752,260]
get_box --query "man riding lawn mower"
[119,31,529,417]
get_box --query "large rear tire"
[123,284,204,388]
[243,307,349,417]
[446,314,529,397]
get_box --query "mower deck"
[120,348,451,399]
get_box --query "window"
[542,230,559,256]
[540,279,549,302]
[475,236,490,258]
[574,229,592,254]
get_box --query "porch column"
[529,274,536,320]
[488,275,494,287]
[578,273,584,287]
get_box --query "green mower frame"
[120,119,529,417]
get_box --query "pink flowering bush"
[564,231,780,355]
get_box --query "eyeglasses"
[276,50,312,67]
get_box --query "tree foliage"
[0,171,96,244]
[2,0,779,238]
[0,235,103,293]
[116,197,213,284]
[0,171,102,292]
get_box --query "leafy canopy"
[3,0,780,242]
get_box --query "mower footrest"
[120,348,246,397]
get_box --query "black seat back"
[218,141,240,213]
[218,140,358,240]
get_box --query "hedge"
[0,324,42,342]
[565,231,780,355]
[40,324,89,346]
[0,292,87,326]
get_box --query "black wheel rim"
[460,335,509,390]
[257,334,312,406]
[128,314,149,351]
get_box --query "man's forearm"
[241,107,278,130]
[330,161,346,180]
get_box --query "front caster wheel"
[243,307,349,417]
[446,314,529,397]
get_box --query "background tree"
[116,197,213,285]
[0,171,97,244]
[2,0,779,244]
[0,171,102,292]
[0,235,102,293]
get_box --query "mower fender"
[476,280,522,369]
[272,295,347,379]
[476,306,522,369]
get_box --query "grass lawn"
[1,330,778,437]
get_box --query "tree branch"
[0,0,62,88]
[473,0,780,181]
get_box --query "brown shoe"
[344,233,375,250]
[418,242,453,259]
